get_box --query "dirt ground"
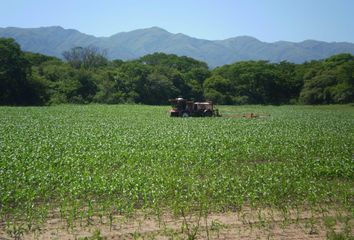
[0,207,352,239]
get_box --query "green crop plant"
[0,104,353,237]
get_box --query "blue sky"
[1,0,353,42]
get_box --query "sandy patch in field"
[0,207,352,239]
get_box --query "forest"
[1,37,353,106]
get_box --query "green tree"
[299,54,354,104]
[203,75,233,104]
[0,38,33,105]
[24,52,59,66]
[137,53,210,101]
[63,46,108,69]
[140,71,178,104]
[138,52,208,72]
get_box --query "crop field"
[0,104,353,239]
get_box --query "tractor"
[169,98,220,117]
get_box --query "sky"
[0,0,353,42]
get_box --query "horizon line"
[1,25,352,44]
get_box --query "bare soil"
[0,207,352,239]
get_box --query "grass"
[0,104,353,236]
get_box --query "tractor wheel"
[204,110,213,117]
[182,112,190,117]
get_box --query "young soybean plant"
[0,104,353,237]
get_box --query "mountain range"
[1,26,354,67]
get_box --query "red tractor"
[169,98,220,117]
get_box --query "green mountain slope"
[1,26,354,67]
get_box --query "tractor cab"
[169,98,220,117]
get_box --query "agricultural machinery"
[169,98,220,117]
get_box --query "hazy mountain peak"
[1,26,354,67]
[148,26,169,32]
[228,36,261,42]
[40,26,64,30]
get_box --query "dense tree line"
[1,38,353,106]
